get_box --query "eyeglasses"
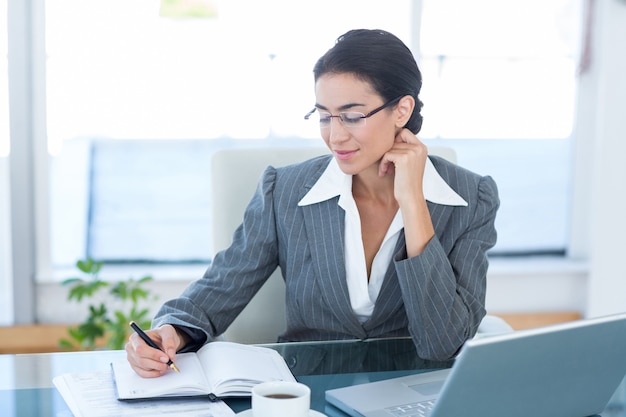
[304,96,403,129]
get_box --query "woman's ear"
[395,95,415,128]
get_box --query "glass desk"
[0,337,625,416]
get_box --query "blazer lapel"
[300,198,367,338]
[365,231,406,330]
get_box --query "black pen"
[129,321,180,372]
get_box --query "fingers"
[159,325,181,362]
[126,326,179,378]
[379,129,426,177]
[378,155,394,177]
[394,127,419,144]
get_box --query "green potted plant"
[59,258,157,350]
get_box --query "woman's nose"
[328,118,350,144]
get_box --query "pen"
[129,321,180,373]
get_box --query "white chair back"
[211,147,328,343]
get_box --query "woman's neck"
[352,164,396,205]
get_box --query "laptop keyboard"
[385,400,436,416]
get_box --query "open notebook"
[326,313,626,417]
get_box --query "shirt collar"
[298,157,468,207]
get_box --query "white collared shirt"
[298,157,467,322]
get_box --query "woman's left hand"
[379,128,434,256]
[378,128,428,205]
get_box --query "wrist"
[170,324,208,353]
[176,328,190,351]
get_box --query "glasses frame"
[304,96,404,128]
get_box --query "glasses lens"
[318,112,332,127]
[313,111,367,128]
[339,112,366,127]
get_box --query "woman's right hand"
[125,324,183,378]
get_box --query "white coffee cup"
[251,380,311,417]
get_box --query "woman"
[126,29,499,377]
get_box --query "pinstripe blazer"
[153,154,499,361]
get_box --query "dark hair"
[313,29,424,134]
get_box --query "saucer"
[235,409,326,417]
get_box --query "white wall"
[486,257,588,314]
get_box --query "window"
[45,0,414,268]
[419,0,579,140]
[33,0,581,277]
[418,0,581,254]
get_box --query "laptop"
[326,312,626,417]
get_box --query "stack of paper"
[53,370,236,417]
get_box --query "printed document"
[53,370,236,417]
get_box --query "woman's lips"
[334,150,357,160]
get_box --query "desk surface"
[1,337,625,416]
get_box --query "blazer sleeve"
[394,175,499,361]
[151,168,281,345]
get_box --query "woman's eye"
[319,113,332,124]
[341,113,363,124]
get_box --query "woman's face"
[314,72,399,176]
